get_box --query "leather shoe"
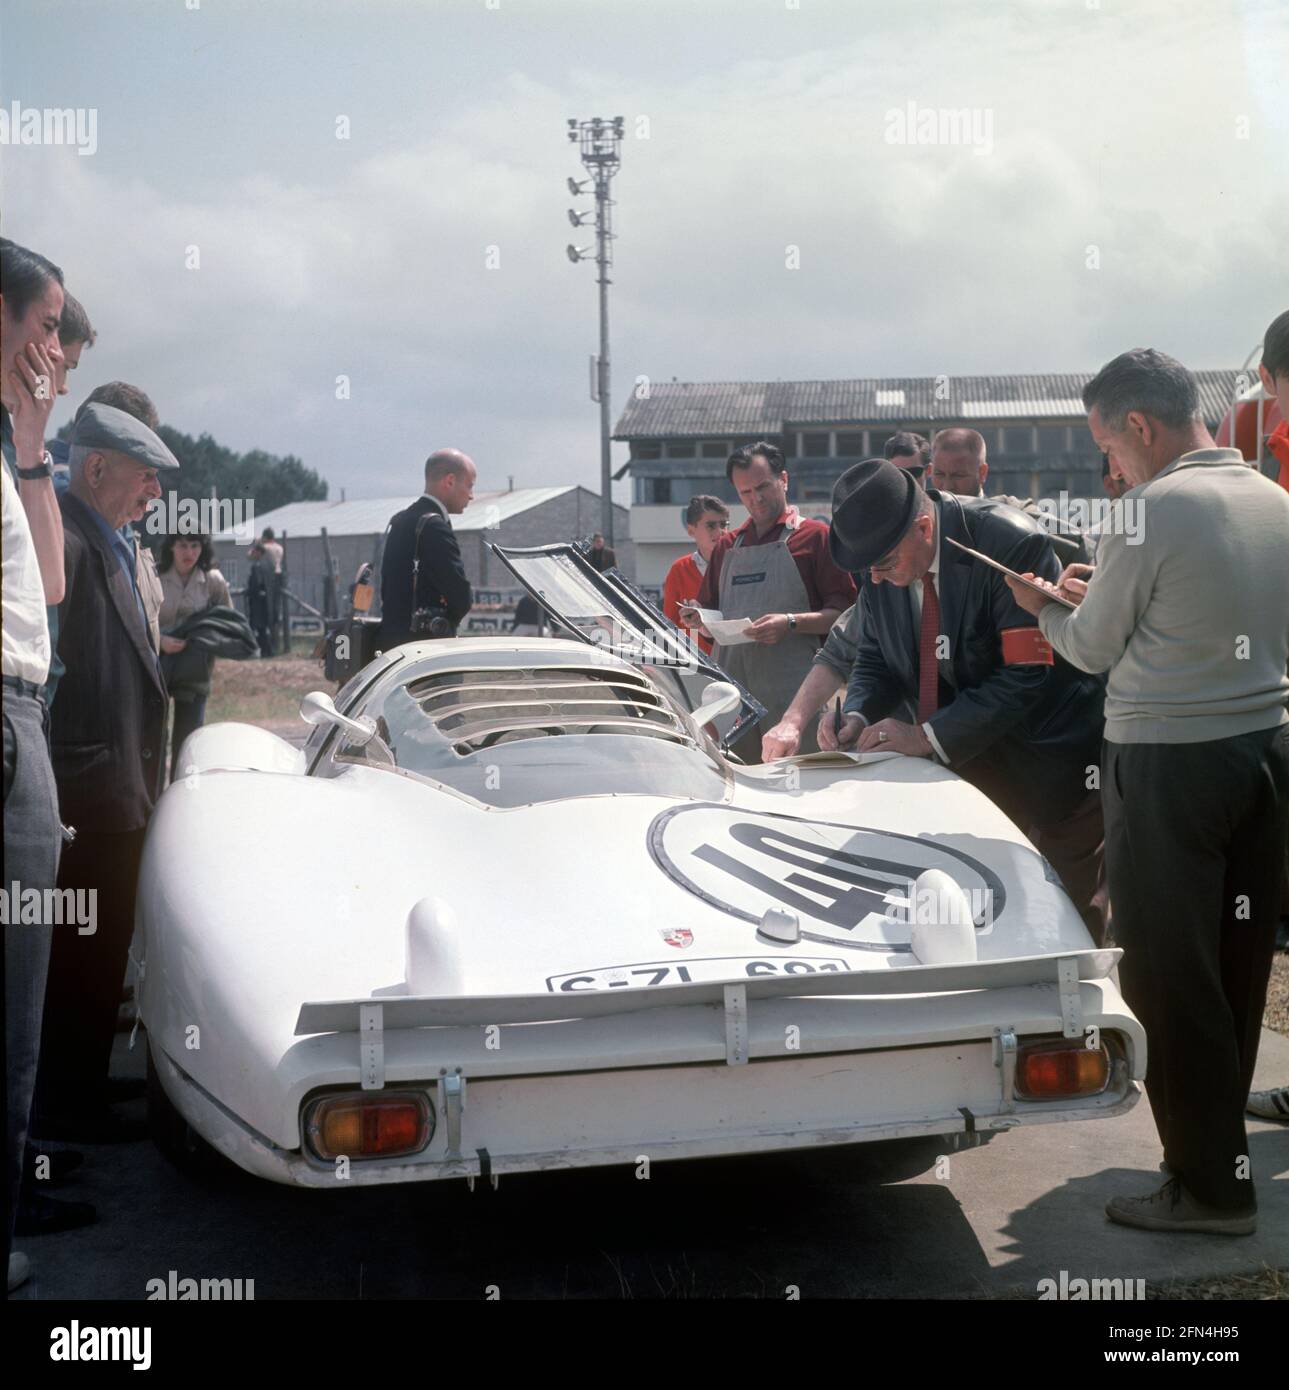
[23,1146,85,1185]
[14,1191,98,1237]
[33,1106,147,1144]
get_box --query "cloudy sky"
[3,0,1285,502]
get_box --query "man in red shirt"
[662,494,729,655]
[689,442,855,761]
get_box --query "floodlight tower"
[566,116,625,546]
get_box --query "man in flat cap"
[828,458,1107,934]
[31,403,180,1152]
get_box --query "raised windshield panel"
[503,550,694,669]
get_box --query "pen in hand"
[833,695,843,742]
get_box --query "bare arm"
[8,342,64,603]
[745,606,843,644]
[761,661,846,760]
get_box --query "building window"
[664,441,695,458]
[1038,471,1068,495]
[800,432,831,457]
[836,432,865,455]
[869,431,893,457]
[645,477,673,504]
[1036,426,1067,455]
[631,440,661,460]
[999,427,1032,455]
[700,441,729,459]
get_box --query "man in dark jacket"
[380,449,476,647]
[587,533,617,573]
[829,458,1106,932]
[33,404,180,1146]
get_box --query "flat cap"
[71,402,180,473]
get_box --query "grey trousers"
[1104,725,1289,1211]
[3,688,60,1263]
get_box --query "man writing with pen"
[812,457,1109,937]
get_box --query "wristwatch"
[786,613,798,631]
[16,451,54,481]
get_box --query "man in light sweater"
[1007,348,1289,1236]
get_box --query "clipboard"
[944,536,1078,610]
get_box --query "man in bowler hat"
[828,458,1107,934]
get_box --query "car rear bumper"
[152,967,1144,1188]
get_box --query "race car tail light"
[304,1091,433,1161]
[1014,1038,1111,1099]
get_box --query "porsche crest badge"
[661,927,693,949]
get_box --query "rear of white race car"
[151,950,1143,1189]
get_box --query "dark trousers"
[249,593,273,657]
[1030,790,1107,945]
[960,756,1106,940]
[1104,726,1289,1211]
[3,688,60,1265]
[33,827,147,1127]
[169,695,208,782]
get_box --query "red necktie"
[917,573,941,723]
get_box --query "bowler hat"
[70,402,180,473]
[828,457,919,571]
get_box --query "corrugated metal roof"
[614,371,1242,438]
[214,486,577,542]
[961,398,1086,418]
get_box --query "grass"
[205,645,331,733]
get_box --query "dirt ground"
[206,649,330,733]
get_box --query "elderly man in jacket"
[32,404,180,1149]
[827,458,1107,934]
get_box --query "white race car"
[138,544,1143,1188]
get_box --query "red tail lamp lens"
[1015,1040,1110,1099]
[305,1092,432,1160]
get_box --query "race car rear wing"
[489,541,767,751]
[296,948,1123,1089]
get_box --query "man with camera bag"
[379,448,476,648]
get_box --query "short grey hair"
[1082,348,1200,431]
[931,427,987,462]
[69,443,130,478]
[68,443,94,477]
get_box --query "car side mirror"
[690,680,742,729]
[299,690,379,747]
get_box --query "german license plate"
[546,955,848,992]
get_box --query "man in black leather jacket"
[829,458,1107,935]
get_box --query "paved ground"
[14,1027,1287,1300]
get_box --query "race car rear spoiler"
[296,948,1119,1042]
